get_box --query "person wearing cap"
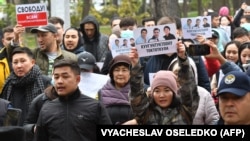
[62,27,84,55]
[28,23,77,77]
[216,71,250,125]
[98,54,134,125]
[77,51,100,73]
[79,15,109,62]
[128,41,199,125]
[77,51,109,99]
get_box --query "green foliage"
[0,3,16,29]
[100,25,111,35]
[70,1,84,27]
[90,7,110,25]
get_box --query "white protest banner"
[110,37,134,58]
[78,72,109,99]
[133,24,177,57]
[181,16,212,39]
[16,3,48,27]
[149,73,155,85]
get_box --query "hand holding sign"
[177,41,186,59]
[13,24,25,43]
[129,47,139,67]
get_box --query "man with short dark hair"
[142,17,156,27]
[148,28,160,43]
[0,26,15,93]
[163,26,176,40]
[49,16,65,47]
[35,59,112,141]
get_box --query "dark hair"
[233,27,249,39]
[142,17,156,26]
[164,26,170,30]
[62,27,83,52]
[221,40,241,63]
[196,19,201,22]
[237,42,250,71]
[53,59,81,75]
[153,28,160,32]
[241,15,250,23]
[119,17,137,28]
[11,47,34,61]
[110,16,121,27]
[49,16,64,27]
[157,16,176,25]
[207,12,219,19]
[2,26,14,37]
[141,28,147,33]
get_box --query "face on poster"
[110,37,133,58]
[181,16,212,39]
[133,24,178,57]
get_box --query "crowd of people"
[1,2,250,141]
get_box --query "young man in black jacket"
[35,59,112,141]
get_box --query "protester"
[79,15,109,62]
[0,26,15,93]
[62,27,84,55]
[168,57,219,125]
[77,51,108,98]
[49,16,65,48]
[98,54,134,124]
[217,71,250,125]
[128,41,199,125]
[23,85,56,141]
[29,23,77,77]
[35,59,112,141]
[0,47,51,125]
[101,16,137,75]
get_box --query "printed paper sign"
[110,37,134,58]
[133,24,177,57]
[78,72,109,99]
[181,16,212,39]
[16,3,48,27]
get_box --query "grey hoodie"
[79,15,109,62]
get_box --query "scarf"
[1,65,45,109]
[100,80,130,107]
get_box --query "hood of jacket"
[79,15,100,43]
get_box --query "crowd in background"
[0,2,250,141]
